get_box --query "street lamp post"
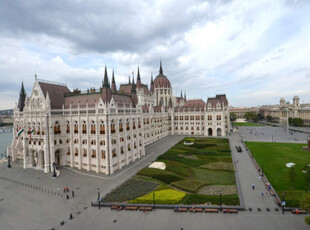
[52,162,56,177]
[7,155,11,168]
[153,190,155,211]
[282,192,285,214]
[219,192,222,212]
[97,188,100,201]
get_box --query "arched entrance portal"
[217,128,222,137]
[55,148,66,165]
[208,128,213,136]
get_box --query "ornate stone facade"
[8,63,230,175]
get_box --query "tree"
[257,113,264,120]
[300,193,310,225]
[266,115,273,122]
[289,118,304,127]
[289,166,297,188]
[303,164,310,188]
[230,112,237,121]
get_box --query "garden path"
[229,132,278,210]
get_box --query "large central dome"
[154,61,171,88]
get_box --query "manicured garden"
[233,122,262,127]
[246,141,310,207]
[103,137,239,206]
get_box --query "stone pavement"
[229,132,278,210]
[0,132,308,230]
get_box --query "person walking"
[72,190,74,198]
[252,184,255,190]
[261,192,264,197]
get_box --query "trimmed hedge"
[129,185,186,204]
[102,179,159,203]
[164,160,193,177]
[182,194,239,206]
[200,162,234,171]
[137,168,183,184]
[171,180,207,193]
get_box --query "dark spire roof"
[112,70,115,83]
[137,66,141,81]
[180,90,183,99]
[184,91,187,101]
[102,66,110,88]
[18,81,26,112]
[128,76,131,84]
[136,66,142,89]
[159,60,163,74]
[151,73,154,84]
[111,69,117,92]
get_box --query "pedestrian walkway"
[229,132,278,211]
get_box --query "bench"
[111,205,119,210]
[189,208,203,212]
[125,206,138,211]
[223,209,238,214]
[139,207,153,211]
[204,208,219,213]
[174,207,188,212]
[292,209,308,214]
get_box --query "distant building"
[263,96,310,126]
[8,62,230,175]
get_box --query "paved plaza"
[0,130,309,230]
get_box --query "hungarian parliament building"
[8,62,230,175]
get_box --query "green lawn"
[233,122,262,127]
[246,142,310,207]
[103,137,239,205]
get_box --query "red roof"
[154,74,171,88]
[39,82,70,109]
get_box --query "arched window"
[208,115,212,121]
[119,119,123,132]
[100,120,105,134]
[74,121,78,133]
[82,121,87,134]
[66,121,70,134]
[91,120,96,134]
[111,120,115,134]
[75,148,79,156]
[126,119,130,131]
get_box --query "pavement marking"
[63,151,155,180]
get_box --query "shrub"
[129,185,187,204]
[182,194,239,205]
[102,179,159,203]
[165,160,193,177]
[171,180,207,193]
[137,168,183,184]
[200,162,234,171]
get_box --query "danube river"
[0,130,12,159]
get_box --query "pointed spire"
[18,81,26,112]
[180,90,183,99]
[184,91,187,101]
[150,73,154,93]
[136,66,142,89]
[132,75,135,85]
[128,76,131,84]
[111,69,117,92]
[102,66,110,88]
[159,59,163,74]
[112,70,115,83]
[20,82,25,96]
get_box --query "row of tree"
[230,112,304,126]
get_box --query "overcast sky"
[0,0,309,110]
